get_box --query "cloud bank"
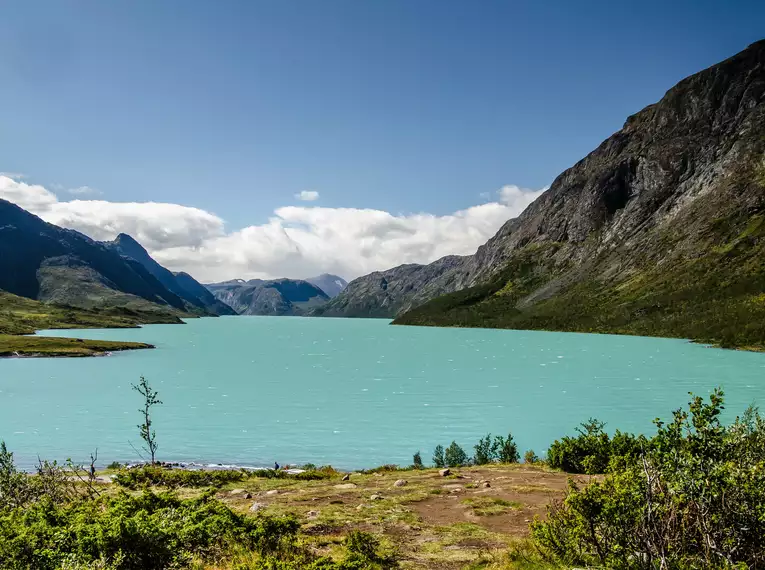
[0,175,545,282]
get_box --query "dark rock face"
[305,274,348,298]
[321,40,765,343]
[0,200,188,313]
[205,278,330,316]
[104,233,235,316]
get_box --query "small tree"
[524,449,539,464]
[493,432,519,464]
[132,375,162,464]
[474,434,494,465]
[0,441,29,508]
[444,441,468,467]
[433,445,445,468]
[412,451,424,469]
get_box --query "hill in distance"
[206,278,330,316]
[305,274,348,298]
[0,199,228,324]
[321,40,765,350]
[105,233,235,316]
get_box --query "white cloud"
[0,175,546,282]
[68,185,101,196]
[295,190,319,201]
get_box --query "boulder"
[341,473,351,481]
[439,468,451,476]
[334,483,357,489]
[265,489,279,495]
[249,502,265,512]
[393,479,407,487]
[370,494,384,501]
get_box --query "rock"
[230,488,246,495]
[265,489,279,495]
[482,482,491,488]
[370,494,384,500]
[439,468,451,477]
[249,502,265,512]
[341,473,350,481]
[306,510,320,519]
[244,492,253,499]
[393,479,408,487]
[334,483,357,489]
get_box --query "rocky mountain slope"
[105,234,235,315]
[305,273,348,298]
[206,278,330,316]
[331,40,765,348]
[311,257,465,318]
[0,199,206,321]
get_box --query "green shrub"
[523,450,538,464]
[492,433,519,464]
[473,434,493,465]
[532,389,765,568]
[432,445,445,468]
[0,489,300,570]
[113,466,333,489]
[546,419,644,474]
[444,441,468,467]
[412,452,423,469]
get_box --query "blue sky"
[0,0,763,280]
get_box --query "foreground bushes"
[546,418,645,474]
[113,465,334,489]
[532,390,765,568]
[0,490,300,569]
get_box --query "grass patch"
[0,334,152,357]
[461,497,520,516]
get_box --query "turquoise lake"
[1,316,764,470]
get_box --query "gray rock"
[334,483,357,489]
[249,502,265,512]
[393,479,408,487]
[341,473,351,481]
[439,468,451,477]
[370,494,384,500]
[265,489,279,495]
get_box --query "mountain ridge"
[320,39,765,349]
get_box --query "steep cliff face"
[395,40,765,348]
[323,40,765,347]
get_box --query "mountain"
[333,40,765,349]
[311,257,464,318]
[104,233,235,316]
[206,278,330,315]
[306,274,348,298]
[1,199,195,321]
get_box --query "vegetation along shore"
[1,379,763,569]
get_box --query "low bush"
[0,489,300,570]
[546,418,644,474]
[532,389,765,568]
[523,449,538,464]
[113,466,334,488]
[444,441,469,467]
[432,445,445,468]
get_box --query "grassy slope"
[395,161,765,350]
[0,291,167,356]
